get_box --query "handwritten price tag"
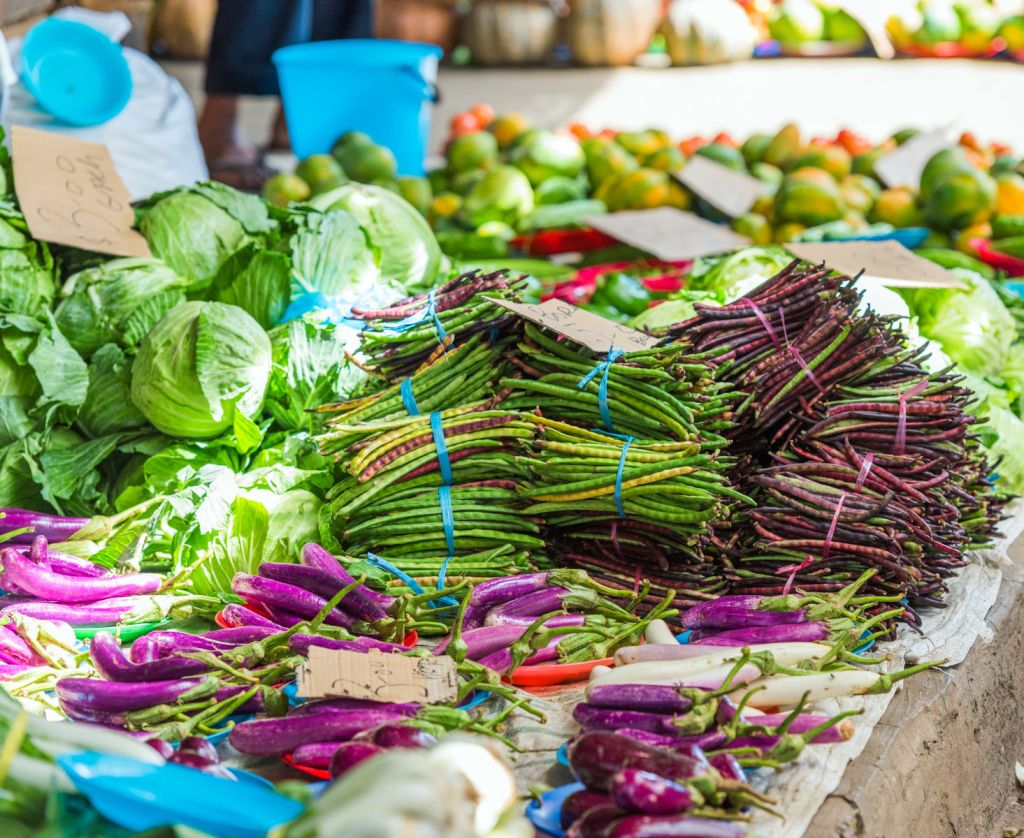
[873,127,955,189]
[12,126,151,258]
[486,297,660,354]
[585,207,749,262]
[786,240,964,288]
[673,156,764,219]
[297,647,458,704]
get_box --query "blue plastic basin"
[21,18,132,127]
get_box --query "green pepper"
[593,271,651,317]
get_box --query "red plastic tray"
[971,238,1024,277]
[512,227,618,256]
[506,656,613,687]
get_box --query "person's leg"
[202,0,311,185]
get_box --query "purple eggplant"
[605,814,748,838]
[229,708,410,755]
[575,705,680,735]
[463,572,552,628]
[261,606,307,628]
[433,624,526,660]
[479,612,585,629]
[0,664,32,680]
[328,741,382,778]
[259,561,388,624]
[742,712,853,744]
[300,543,393,615]
[145,737,175,760]
[587,685,693,715]
[615,728,724,756]
[0,548,161,603]
[288,634,405,657]
[287,697,418,717]
[611,769,696,816]
[355,722,435,749]
[560,790,613,830]
[566,803,626,838]
[0,627,42,666]
[477,634,562,674]
[482,587,569,625]
[178,736,220,763]
[90,631,209,682]
[169,749,235,780]
[681,596,805,630]
[16,542,108,578]
[690,622,828,646]
[0,509,88,543]
[708,753,744,783]
[568,732,710,793]
[231,573,355,628]
[292,741,343,768]
[216,603,283,630]
[55,676,218,712]
[130,627,278,663]
[58,698,127,726]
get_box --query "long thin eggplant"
[231,573,355,628]
[587,684,693,714]
[90,631,209,682]
[216,603,283,630]
[0,509,88,543]
[258,562,387,624]
[288,634,405,656]
[681,595,806,630]
[17,544,107,578]
[0,548,161,603]
[300,543,393,617]
[690,622,828,646]
[292,741,344,768]
[568,732,710,792]
[55,676,218,712]
[229,709,410,755]
[328,741,383,778]
[611,769,696,816]
[566,803,627,838]
[605,814,748,838]
[560,789,613,830]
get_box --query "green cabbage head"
[130,301,272,438]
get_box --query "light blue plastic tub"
[273,39,441,175]
[20,18,132,126]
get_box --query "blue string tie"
[400,377,420,416]
[382,290,447,346]
[429,411,453,486]
[366,553,426,596]
[578,347,624,433]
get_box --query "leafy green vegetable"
[0,204,54,316]
[902,269,1015,378]
[688,246,794,302]
[629,297,702,332]
[976,402,1024,494]
[0,313,88,443]
[55,257,193,357]
[139,183,275,288]
[265,318,353,432]
[310,183,441,294]
[189,494,269,597]
[78,344,148,438]
[289,210,379,301]
[130,301,272,439]
[215,247,291,330]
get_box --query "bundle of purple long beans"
[670,261,1004,618]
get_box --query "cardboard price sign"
[873,127,954,189]
[487,297,660,354]
[297,647,458,704]
[674,156,764,219]
[786,240,964,288]
[585,207,749,262]
[11,126,151,258]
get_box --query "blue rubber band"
[430,411,453,486]
[594,429,634,518]
[366,553,425,595]
[382,290,447,345]
[400,377,420,416]
[439,485,456,558]
[578,347,624,432]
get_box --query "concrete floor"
[161,57,1024,167]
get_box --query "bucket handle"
[397,66,441,104]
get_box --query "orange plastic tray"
[506,657,613,687]
[281,752,331,780]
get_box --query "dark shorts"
[204,0,373,96]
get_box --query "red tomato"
[450,112,481,137]
[469,103,495,128]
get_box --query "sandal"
[206,154,276,192]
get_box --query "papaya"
[954,222,991,255]
[644,146,686,173]
[535,176,587,205]
[695,143,746,173]
[764,123,803,170]
[919,148,974,201]
[447,131,499,173]
[824,8,866,44]
[839,174,881,215]
[995,173,1024,216]
[790,146,852,181]
[295,154,346,194]
[924,168,997,230]
[741,134,773,167]
[991,214,1024,239]
[851,148,884,178]
[262,173,310,207]
[774,222,807,243]
[991,154,1021,177]
[999,16,1024,51]
[752,193,775,219]
[615,130,666,159]
[751,162,783,188]
[586,142,638,188]
[890,128,919,146]
[451,169,488,197]
[733,213,772,245]
[869,187,923,228]
[666,180,691,211]
[397,176,433,215]
[773,167,845,226]
[489,112,532,149]
[430,191,462,220]
[606,168,672,211]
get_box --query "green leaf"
[232,410,263,454]
[188,496,269,597]
[78,344,148,438]
[194,302,273,424]
[29,314,89,422]
[193,182,276,235]
[289,210,379,300]
[217,249,291,330]
[38,433,123,516]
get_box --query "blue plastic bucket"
[273,39,442,175]
[21,18,132,126]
